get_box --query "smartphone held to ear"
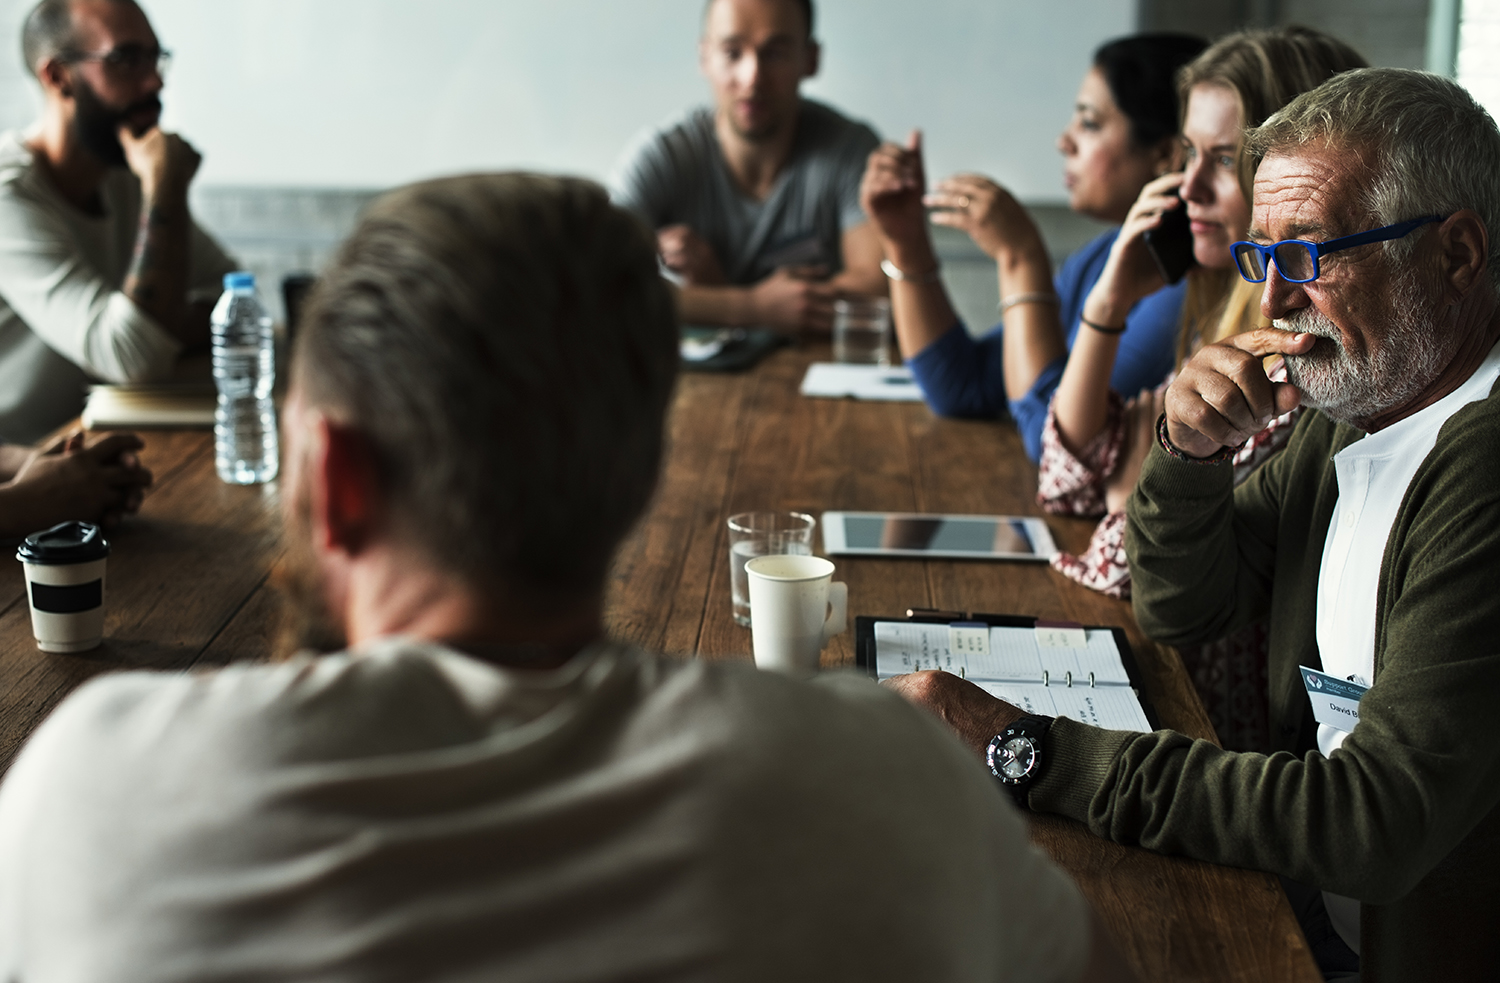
[1143,190,1195,285]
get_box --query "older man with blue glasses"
[886,67,1500,980]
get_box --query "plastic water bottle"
[211,272,279,484]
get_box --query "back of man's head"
[292,173,679,596]
[1247,67,1500,289]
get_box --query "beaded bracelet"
[1080,316,1127,335]
[1154,413,1237,465]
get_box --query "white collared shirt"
[1312,338,1500,952]
[1315,339,1500,753]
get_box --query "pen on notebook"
[907,607,968,620]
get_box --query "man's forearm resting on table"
[674,283,756,327]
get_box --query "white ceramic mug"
[746,554,847,673]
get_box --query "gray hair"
[1246,67,1500,290]
[292,173,680,594]
[21,0,138,75]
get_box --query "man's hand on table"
[749,265,837,334]
[657,225,726,286]
[882,670,1026,756]
[0,432,153,537]
[1164,327,1311,458]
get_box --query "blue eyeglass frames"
[1231,214,1448,284]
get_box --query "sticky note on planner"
[948,622,990,656]
[1034,619,1087,649]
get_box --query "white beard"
[1278,266,1451,426]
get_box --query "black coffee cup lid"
[16,522,109,565]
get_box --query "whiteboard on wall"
[0,0,1133,202]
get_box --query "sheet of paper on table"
[82,384,216,429]
[872,621,1152,731]
[799,363,925,402]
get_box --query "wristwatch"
[986,714,1054,809]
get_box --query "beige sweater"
[0,640,1090,982]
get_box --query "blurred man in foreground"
[0,0,235,442]
[0,173,1134,982]
[611,0,884,334]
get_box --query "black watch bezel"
[985,714,1054,808]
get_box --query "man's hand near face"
[882,670,1027,756]
[118,124,203,350]
[119,125,200,200]
[1163,327,1314,458]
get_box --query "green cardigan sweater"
[1027,380,1500,981]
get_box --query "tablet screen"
[842,515,1037,555]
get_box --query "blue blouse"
[907,227,1186,462]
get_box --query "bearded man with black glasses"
[0,0,235,442]
[888,68,1500,980]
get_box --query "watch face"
[988,734,1036,783]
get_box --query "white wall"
[0,0,1131,203]
[1458,0,1500,123]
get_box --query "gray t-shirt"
[0,131,237,442]
[611,100,879,285]
[0,638,1091,982]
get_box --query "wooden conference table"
[0,344,1318,982]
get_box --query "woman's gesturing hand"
[860,130,931,263]
[924,173,1045,263]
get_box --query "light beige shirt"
[0,639,1090,982]
[0,130,236,442]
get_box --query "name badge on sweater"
[1300,666,1369,733]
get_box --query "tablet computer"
[821,511,1056,561]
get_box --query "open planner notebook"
[857,616,1155,732]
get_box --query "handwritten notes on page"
[873,621,1152,732]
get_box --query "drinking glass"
[726,512,816,627]
[833,297,892,366]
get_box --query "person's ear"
[37,57,73,98]
[312,419,382,558]
[1436,209,1489,300]
[803,38,820,79]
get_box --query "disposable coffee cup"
[17,521,109,653]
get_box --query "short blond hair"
[294,174,679,593]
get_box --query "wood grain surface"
[0,344,1318,982]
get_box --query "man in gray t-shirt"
[610,0,884,334]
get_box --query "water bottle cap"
[223,271,256,290]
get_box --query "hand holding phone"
[1143,189,1196,285]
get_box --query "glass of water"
[727,512,816,627]
[833,297,892,366]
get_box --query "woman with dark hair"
[860,33,1206,462]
